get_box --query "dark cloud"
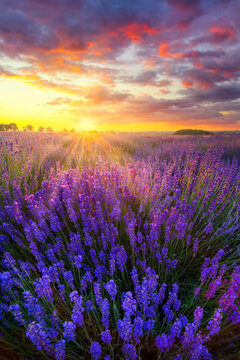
[123,84,240,117]
[0,7,59,54]
[190,85,240,103]
[167,0,202,10]
[122,71,172,87]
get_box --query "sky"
[0,0,240,131]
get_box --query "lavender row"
[0,134,240,359]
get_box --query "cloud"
[83,86,131,104]
[47,97,71,105]
[0,0,239,129]
[122,71,172,87]
[210,26,235,42]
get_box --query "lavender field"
[0,132,240,360]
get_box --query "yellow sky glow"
[0,76,239,132]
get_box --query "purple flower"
[58,284,66,301]
[194,287,201,298]
[73,255,83,269]
[101,298,110,329]
[81,271,93,291]
[194,306,203,328]
[133,316,143,343]
[101,329,112,344]
[181,323,195,350]
[166,258,178,271]
[48,265,60,283]
[84,233,93,247]
[85,270,94,283]
[69,290,80,303]
[26,322,50,351]
[206,276,222,299]
[55,339,65,360]
[64,270,75,289]
[71,293,84,327]
[93,282,102,307]
[117,316,133,342]
[99,250,106,264]
[9,303,25,325]
[2,251,16,268]
[163,304,174,322]
[33,275,53,301]
[186,235,191,245]
[122,292,136,317]
[155,333,170,352]
[63,321,76,341]
[104,279,117,300]
[207,308,222,336]
[157,283,167,305]
[90,341,101,360]
[143,319,155,332]
[167,284,179,305]
[50,310,60,330]
[170,317,183,339]
[131,267,139,288]
[94,266,104,281]
[122,343,138,360]
[109,255,115,276]
[227,303,240,324]
[46,248,57,263]
[219,269,240,311]
[112,245,127,272]
[204,222,213,235]
[193,238,199,256]
[48,327,58,339]
[23,291,46,322]
[162,246,168,259]
[86,300,94,312]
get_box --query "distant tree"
[0,123,19,131]
[63,128,68,133]
[70,128,76,133]
[9,123,18,131]
[38,126,44,132]
[46,127,53,132]
[25,124,34,132]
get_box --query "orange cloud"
[208,69,219,74]
[158,43,183,58]
[194,61,203,69]
[210,26,235,41]
[223,73,232,78]
[144,57,157,69]
[88,41,111,56]
[182,80,193,87]
[120,23,158,42]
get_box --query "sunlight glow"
[78,118,96,131]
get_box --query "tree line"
[0,123,19,131]
[0,123,76,133]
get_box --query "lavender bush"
[0,132,239,359]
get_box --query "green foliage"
[173,129,213,136]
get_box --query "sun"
[78,118,96,131]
